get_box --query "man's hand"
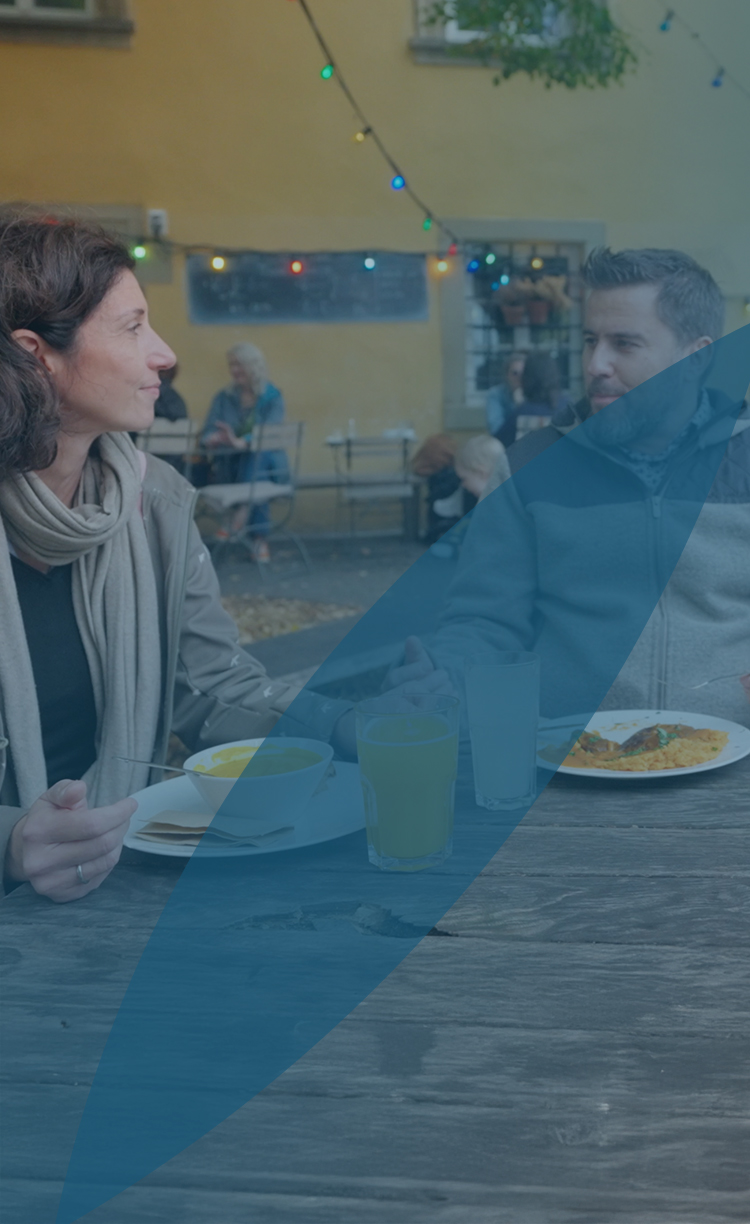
[4,780,137,904]
[382,636,454,701]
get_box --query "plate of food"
[537,710,750,779]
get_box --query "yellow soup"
[195,745,322,779]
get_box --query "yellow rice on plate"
[563,728,728,771]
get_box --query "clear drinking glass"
[355,694,460,872]
[465,651,540,810]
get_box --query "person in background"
[154,363,187,421]
[201,343,286,562]
[455,435,509,503]
[486,353,526,447]
[412,433,460,545]
[515,351,571,440]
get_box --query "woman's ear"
[10,329,57,375]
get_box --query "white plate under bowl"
[124,762,365,858]
[537,709,750,780]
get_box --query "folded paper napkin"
[135,810,294,848]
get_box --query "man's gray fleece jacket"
[431,391,750,728]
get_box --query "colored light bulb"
[423,217,433,232]
[391,174,406,191]
[290,260,304,275]
[448,242,458,257]
[436,259,449,274]
[530,257,545,270]
[133,245,147,260]
[485,252,496,265]
[364,257,376,270]
[467,259,480,273]
[712,68,725,87]
[321,63,334,80]
[211,256,226,271]
[500,274,510,285]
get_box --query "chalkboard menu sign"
[187,251,428,325]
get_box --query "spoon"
[115,755,337,792]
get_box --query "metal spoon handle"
[115,755,189,775]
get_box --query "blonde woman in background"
[455,434,510,500]
[201,342,287,562]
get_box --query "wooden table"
[2,754,749,1223]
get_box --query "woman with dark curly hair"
[0,213,352,904]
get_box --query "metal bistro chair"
[331,435,417,538]
[135,418,200,480]
[197,421,310,571]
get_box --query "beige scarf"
[0,432,161,810]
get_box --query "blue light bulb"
[500,274,510,285]
[467,259,480,273]
[712,68,725,87]
[364,257,376,270]
[391,175,406,191]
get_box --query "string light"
[654,6,750,103]
[500,274,511,285]
[435,259,449,274]
[485,252,496,265]
[423,217,433,232]
[292,0,460,248]
[290,259,304,274]
[133,245,148,260]
[363,257,376,270]
[210,255,227,271]
[530,257,545,270]
[467,259,481,273]
[448,243,458,257]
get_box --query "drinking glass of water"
[465,651,540,810]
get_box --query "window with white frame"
[412,1,570,62]
[0,0,93,17]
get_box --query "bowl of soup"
[183,738,334,831]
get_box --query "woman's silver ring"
[76,864,90,886]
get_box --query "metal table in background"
[1,756,748,1222]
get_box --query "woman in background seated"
[201,343,286,562]
[485,352,526,448]
[0,214,351,904]
[455,435,509,503]
[515,351,571,441]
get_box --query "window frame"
[438,219,606,430]
[0,0,94,20]
[0,0,133,46]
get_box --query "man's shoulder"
[506,398,587,474]
[506,424,562,473]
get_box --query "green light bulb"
[423,217,433,232]
[133,245,147,260]
[321,63,334,80]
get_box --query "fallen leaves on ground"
[220,594,362,644]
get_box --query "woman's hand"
[4,779,137,904]
[213,421,247,450]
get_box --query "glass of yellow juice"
[355,694,460,872]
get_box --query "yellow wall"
[1,0,749,485]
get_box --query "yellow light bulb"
[354,130,366,143]
[211,256,226,271]
[530,257,545,270]
[436,259,449,274]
